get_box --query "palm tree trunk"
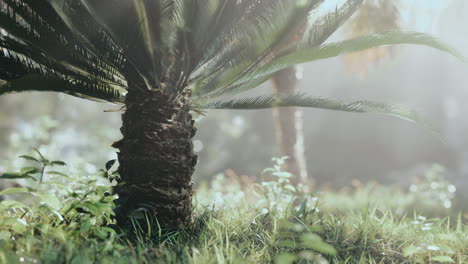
[271,67,308,186]
[114,87,197,229]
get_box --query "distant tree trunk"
[114,86,197,230]
[270,67,308,186]
[0,97,7,142]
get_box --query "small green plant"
[0,148,66,189]
[203,173,249,210]
[409,164,457,210]
[255,158,332,263]
[0,155,466,263]
[258,157,318,216]
[0,149,118,248]
[274,218,337,264]
[402,215,463,264]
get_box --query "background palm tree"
[343,0,401,78]
[270,66,308,186]
[0,0,463,229]
[268,2,363,186]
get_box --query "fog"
[1,0,467,192]
[195,0,468,189]
[2,2,468,262]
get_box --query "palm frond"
[190,0,323,97]
[47,0,128,75]
[75,0,160,86]
[189,0,279,74]
[0,0,463,110]
[199,94,436,132]
[0,74,124,102]
[0,34,124,100]
[2,0,121,81]
[291,0,364,51]
[188,0,234,65]
[0,0,127,101]
[197,0,364,99]
[223,31,465,93]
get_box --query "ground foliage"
[0,154,466,264]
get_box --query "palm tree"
[0,0,463,229]
[270,66,308,186]
[343,0,401,77]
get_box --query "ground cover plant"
[0,0,464,229]
[0,154,466,264]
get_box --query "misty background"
[0,0,467,192]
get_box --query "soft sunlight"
[0,1,466,263]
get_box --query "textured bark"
[271,67,308,185]
[114,87,197,229]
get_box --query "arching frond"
[74,0,161,87]
[0,74,124,102]
[218,31,465,96]
[287,0,364,52]
[0,0,463,110]
[199,94,436,132]
[190,0,324,97]
[196,0,364,99]
[0,0,127,101]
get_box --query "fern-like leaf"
[224,31,465,94]
[200,94,436,132]
[0,0,127,101]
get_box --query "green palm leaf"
[0,0,127,101]
[200,94,436,132]
[194,0,364,99]
[0,0,464,115]
[0,75,125,102]
[190,0,326,97]
[226,31,465,93]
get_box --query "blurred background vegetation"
[0,1,467,262]
[1,0,467,208]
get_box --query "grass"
[0,155,466,264]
